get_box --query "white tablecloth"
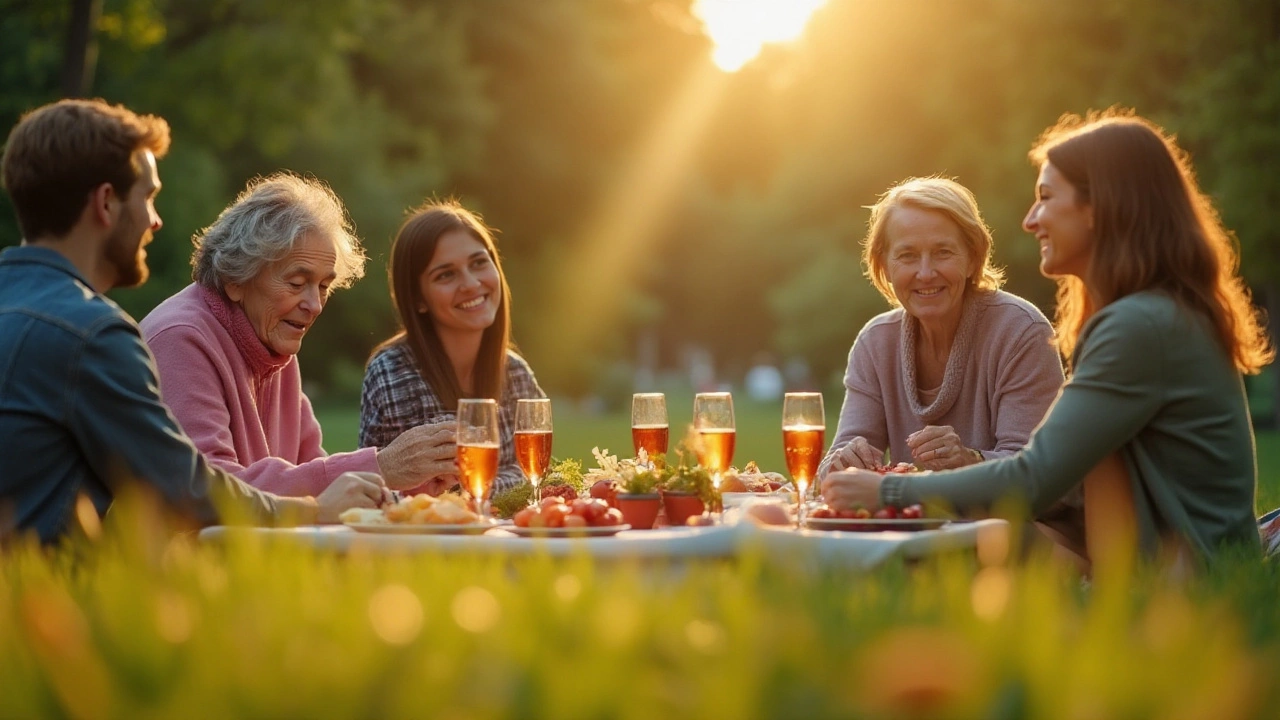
[198,519,1007,570]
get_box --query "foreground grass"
[3,503,1279,719]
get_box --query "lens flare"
[695,0,829,72]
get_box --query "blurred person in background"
[823,112,1271,567]
[0,99,381,542]
[141,174,451,497]
[360,200,545,495]
[819,177,1064,476]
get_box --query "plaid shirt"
[359,342,546,494]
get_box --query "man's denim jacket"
[0,246,278,542]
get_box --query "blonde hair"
[862,176,1005,306]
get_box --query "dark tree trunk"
[61,0,103,98]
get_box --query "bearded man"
[0,99,384,543]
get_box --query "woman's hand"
[820,469,885,511]
[315,471,387,523]
[907,425,979,470]
[377,421,458,490]
[821,436,884,477]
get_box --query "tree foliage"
[0,0,1275,403]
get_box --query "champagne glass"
[631,393,669,461]
[693,392,735,489]
[457,398,500,522]
[515,398,553,504]
[782,392,825,527]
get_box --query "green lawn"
[3,493,1278,718]
[318,399,1280,511]
[1,399,1274,718]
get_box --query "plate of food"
[803,517,949,532]
[720,461,791,493]
[340,492,495,533]
[344,520,500,535]
[506,524,631,538]
[722,491,796,508]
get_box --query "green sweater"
[882,291,1260,560]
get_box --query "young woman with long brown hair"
[822,110,1272,568]
[359,200,545,495]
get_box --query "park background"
[5,3,1280,718]
[3,0,1279,479]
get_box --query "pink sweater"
[140,284,378,496]
[822,290,1064,471]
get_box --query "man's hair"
[1,98,170,240]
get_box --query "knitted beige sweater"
[821,290,1064,471]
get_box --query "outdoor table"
[198,519,1007,570]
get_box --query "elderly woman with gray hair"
[141,173,454,497]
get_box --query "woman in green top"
[822,110,1273,568]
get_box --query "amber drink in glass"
[782,392,825,526]
[515,398,553,503]
[631,393,669,460]
[457,398,500,521]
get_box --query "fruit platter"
[803,502,945,532]
[507,496,629,537]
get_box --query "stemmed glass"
[457,398,500,523]
[515,398,553,504]
[692,392,735,489]
[631,393,669,461]
[782,392,825,528]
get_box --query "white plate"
[803,517,948,532]
[506,524,630,538]
[722,491,794,508]
[345,521,498,535]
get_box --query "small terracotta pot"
[661,491,705,527]
[616,493,661,530]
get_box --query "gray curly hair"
[191,173,367,291]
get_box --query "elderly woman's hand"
[907,425,980,470]
[315,471,387,523]
[377,421,458,491]
[820,469,884,511]
[821,437,884,477]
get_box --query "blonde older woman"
[823,114,1270,565]
[141,173,452,497]
[819,177,1064,477]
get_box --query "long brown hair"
[1030,110,1272,373]
[372,199,512,407]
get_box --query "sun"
[694,0,829,72]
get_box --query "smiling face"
[1023,161,1095,280]
[224,231,337,356]
[418,228,501,342]
[105,149,163,288]
[884,206,975,331]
